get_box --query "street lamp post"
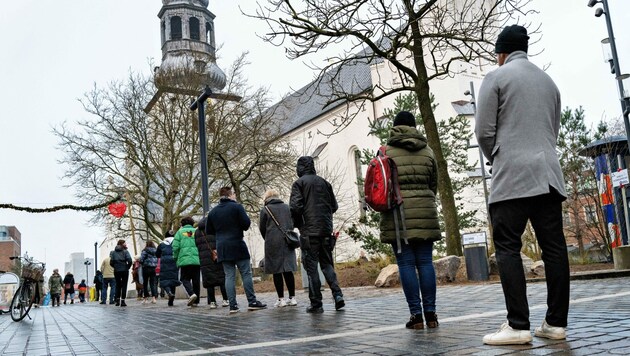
[588,0,630,148]
[94,242,98,276]
[84,259,91,288]
[190,86,214,215]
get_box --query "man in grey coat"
[475,25,570,345]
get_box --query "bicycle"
[9,256,45,322]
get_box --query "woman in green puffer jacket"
[173,216,201,306]
[378,111,442,330]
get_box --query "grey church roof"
[272,59,373,135]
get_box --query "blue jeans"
[102,278,116,303]
[394,240,436,316]
[222,259,256,308]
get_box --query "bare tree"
[249,0,535,255]
[55,53,297,244]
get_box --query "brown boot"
[424,311,439,328]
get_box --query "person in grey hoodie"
[110,239,133,307]
[476,25,569,345]
[140,240,159,304]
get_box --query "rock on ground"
[374,264,399,288]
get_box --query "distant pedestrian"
[377,111,441,330]
[48,269,62,307]
[110,239,133,307]
[156,230,181,306]
[132,256,144,300]
[290,156,344,313]
[205,186,267,314]
[78,279,87,303]
[63,272,75,304]
[100,256,116,305]
[195,217,228,309]
[259,189,298,308]
[140,240,159,304]
[173,216,201,307]
[476,25,569,345]
[93,270,103,302]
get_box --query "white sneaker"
[151,297,157,304]
[288,297,298,306]
[483,322,532,345]
[141,298,147,305]
[187,294,197,307]
[209,302,217,309]
[535,320,566,340]
[222,300,229,307]
[274,298,287,308]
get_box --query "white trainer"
[222,300,229,307]
[274,298,287,308]
[187,294,197,307]
[483,322,532,345]
[287,297,298,306]
[209,302,218,309]
[535,320,566,340]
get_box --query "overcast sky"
[1,0,629,276]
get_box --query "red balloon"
[108,202,127,218]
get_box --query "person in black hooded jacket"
[290,156,344,313]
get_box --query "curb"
[526,269,630,283]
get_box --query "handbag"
[264,206,301,249]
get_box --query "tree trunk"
[410,23,462,256]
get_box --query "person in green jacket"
[48,268,63,307]
[379,111,441,330]
[173,216,201,307]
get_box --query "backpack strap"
[383,145,407,253]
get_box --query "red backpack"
[364,146,407,252]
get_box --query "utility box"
[462,232,489,281]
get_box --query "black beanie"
[495,25,529,54]
[393,111,416,127]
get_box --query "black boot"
[424,311,439,328]
[405,314,424,329]
[115,298,120,306]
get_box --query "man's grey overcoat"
[475,51,567,204]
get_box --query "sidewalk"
[1,276,629,355]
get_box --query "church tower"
[155,0,226,92]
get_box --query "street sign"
[611,169,629,187]
[462,231,487,246]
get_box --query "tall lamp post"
[84,259,91,288]
[588,0,630,148]
[94,242,98,276]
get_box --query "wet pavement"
[1,276,629,355]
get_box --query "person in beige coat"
[100,256,116,305]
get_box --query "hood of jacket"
[114,245,126,252]
[264,198,284,206]
[387,126,427,152]
[163,237,174,245]
[296,156,316,177]
[144,247,157,255]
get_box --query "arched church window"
[206,22,215,47]
[170,16,182,40]
[189,17,200,40]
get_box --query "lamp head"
[464,90,471,96]
[595,8,604,17]
[587,0,598,7]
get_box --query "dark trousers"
[114,271,129,301]
[273,272,296,298]
[142,267,158,297]
[207,284,228,303]
[94,284,101,301]
[302,236,343,308]
[180,265,200,302]
[490,190,570,330]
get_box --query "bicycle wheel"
[10,282,34,322]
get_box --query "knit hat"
[393,111,416,127]
[495,25,529,54]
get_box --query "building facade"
[0,226,21,272]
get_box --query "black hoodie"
[289,156,338,237]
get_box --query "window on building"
[189,17,200,40]
[206,22,215,47]
[161,21,166,44]
[170,16,182,40]
[354,148,366,218]
[584,205,598,224]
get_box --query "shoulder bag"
[264,206,300,249]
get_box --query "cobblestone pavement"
[1,277,629,355]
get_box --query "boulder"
[488,253,535,276]
[433,255,461,283]
[374,264,399,288]
[531,260,545,277]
